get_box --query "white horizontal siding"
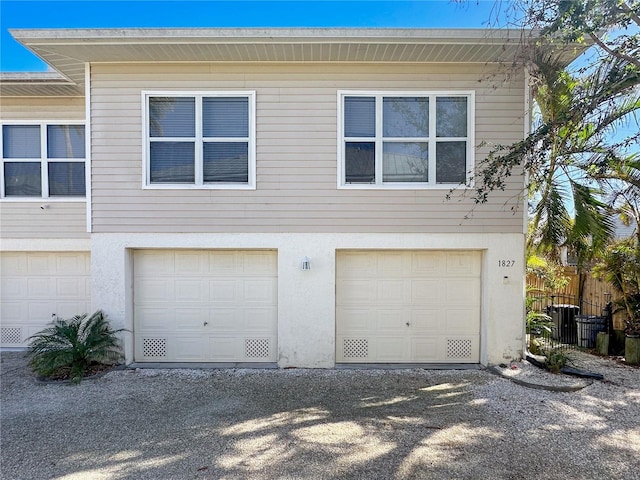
[90,62,525,234]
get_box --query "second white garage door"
[134,250,277,363]
[336,250,481,363]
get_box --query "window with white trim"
[338,91,474,187]
[1,123,86,198]
[144,92,255,188]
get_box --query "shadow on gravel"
[1,352,638,480]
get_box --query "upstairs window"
[144,92,255,189]
[338,91,474,188]
[1,123,86,198]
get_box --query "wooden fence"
[526,266,626,330]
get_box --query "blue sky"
[1,0,512,71]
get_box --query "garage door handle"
[406,322,410,327]
[204,322,208,326]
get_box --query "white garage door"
[1,252,91,347]
[134,250,277,363]
[336,250,481,363]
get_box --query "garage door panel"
[134,308,174,331]
[28,278,53,297]
[174,337,205,361]
[377,279,410,303]
[56,254,89,275]
[27,255,54,274]
[378,309,409,331]
[174,308,207,331]
[1,278,25,297]
[244,308,277,331]
[56,278,87,297]
[175,251,207,274]
[376,337,408,362]
[377,251,405,276]
[134,249,277,363]
[243,251,277,274]
[336,308,370,332]
[209,336,239,360]
[209,280,237,302]
[1,253,26,274]
[410,309,445,331]
[243,280,276,303]
[410,338,440,362]
[175,280,206,302]
[445,309,480,333]
[135,252,174,275]
[445,278,481,305]
[208,308,239,330]
[337,280,375,304]
[446,252,481,275]
[411,280,445,304]
[411,252,444,275]
[337,250,480,364]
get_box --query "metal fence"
[528,293,613,352]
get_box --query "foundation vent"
[142,338,167,358]
[343,338,368,359]
[446,339,472,359]
[1,327,22,345]
[245,338,270,358]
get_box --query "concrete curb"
[488,366,593,392]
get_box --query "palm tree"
[27,310,124,383]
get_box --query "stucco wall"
[91,232,525,367]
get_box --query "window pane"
[203,142,249,183]
[383,142,428,183]
[383,97,428,138]
[203,97,248,138]
[344,97,375,137]
[2,125,40,158]
[47,125,85,158]
[149,142,195,183]
[345,142,375,183]
[436,141,467,183]
[436,97,467,138]
[4,162,41,196]
[149,97,195,137]
[48,162,86,196]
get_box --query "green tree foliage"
[458,0,640,261]
[27,310,124,383]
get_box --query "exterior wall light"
[300,256,311,271]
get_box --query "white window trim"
[0,120,87,201]
[336,90,475,189]
[141,90,256,190]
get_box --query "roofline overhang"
[2,27,586,97]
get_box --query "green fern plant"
[27,310,124,383]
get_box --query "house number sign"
[498,260,516,267]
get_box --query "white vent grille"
[447,339,472,359]
[343,338,368,359]
[1,327,22,345]
[245,338,270,358]
[142,338,167,357]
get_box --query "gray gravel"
[1,351,639,480]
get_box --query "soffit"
[3,28,583,97]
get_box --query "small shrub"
[27,310,124,383]
[545,348,570,373]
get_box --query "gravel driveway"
[1,351,639,480]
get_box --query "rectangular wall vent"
[446,338,472,359]
[1,327,22,345]
[245,338,270,358]
[343,338,368,359]
[142,338,167,357]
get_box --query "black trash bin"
[547,304,580,343]
[575,315,607,349]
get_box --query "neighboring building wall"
[0,96,88,240]
[90,62,526,234]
